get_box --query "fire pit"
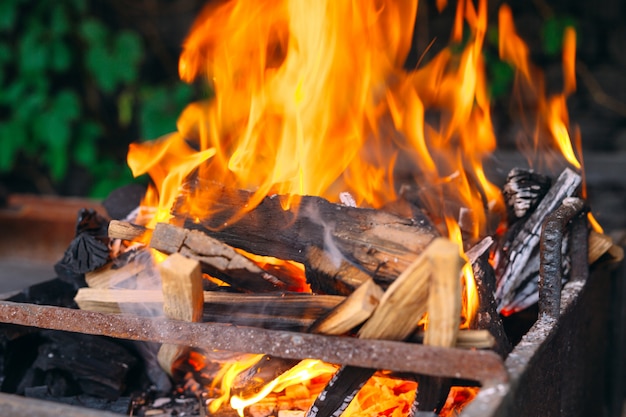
[0,0,624,416]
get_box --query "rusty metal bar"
[538,197,584,318]
[0,301,507,386]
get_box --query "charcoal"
[55,208,110,284]
[31,331,139,400]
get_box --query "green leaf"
[117,90,134,127]
[0,43,11,64]
[88,161,136,199]
[0,1,18,31]
[53,90,80,121]
[85,45,117,93]
[33,113,71,179]
[73,121,101,167]
[50,40,72,72]
[50,4,70,36]
[542,16,578,56]
[13,89,46,122]
[139,83,193,140]
[18,24,49,75]
[0,120,26,171]
[79,19,108,45]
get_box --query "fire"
[125,0,585,415]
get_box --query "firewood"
[494,167,581,313]
[304,246,372,295]
[308,279,383,335]
[423,238,463,347]
[157,253,204,376]
[172,180,439,287]
[502,168,551,220]
[414,238,464,413]
[588,230,623,264]
[74,288,344,331]
[409,329,494,349]
[149,222,295,292]
[108,220,147,241]
[85,249,160,290]
[470,256,511,358]
[306,238,450,417]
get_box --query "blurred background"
[0,0,624,230]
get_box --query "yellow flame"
[230,360,336,416]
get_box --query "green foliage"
[0,0,194,198]
[542,16,578,56]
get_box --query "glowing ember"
[124,0,586,415]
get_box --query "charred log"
[170,180,439,290]
[495,168,581,313]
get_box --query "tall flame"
[125,0,586,414]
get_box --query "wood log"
[75,288,344,331]
[157,253,204,376]
[172,180,439,287]
[85,249,158,290]
[414,238,464,413]
[304,246,372,295]
[308,279,383,335]
[502,168,551,220]
[150,222,297,292]
[470,256,511,358]
[108,220,147,241]
[494,168,581,313]
[588,230,624,264]
[306,238,448,417]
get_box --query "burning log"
[171,181,439,289]
[495,167,582,313]
[156,253,204,376]
[305,246,372,295]
[306,238,458,417]
[308,278,383,335]
[107,220,147,241]
[149,222,296,292]
[75,288,344,331]
[413,238,464,414]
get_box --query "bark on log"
[494,168,581,312]
[471,257,511,358]
[107,220,147,241]
[150,222,297,292]
[172,180,439,288]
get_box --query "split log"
[150,222,298,292]
[108,220,147,241]
[306,238,450,417]
[308,279,383,335]
[304,246,372,295]
[157,253,204,376]
[75,288,343,331]
[414,239,464,414]
[494,168,581,313]
[588,230,624,264]
[172,180,439,288]
[85,249,158,290]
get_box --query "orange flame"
[125,0,590,414]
